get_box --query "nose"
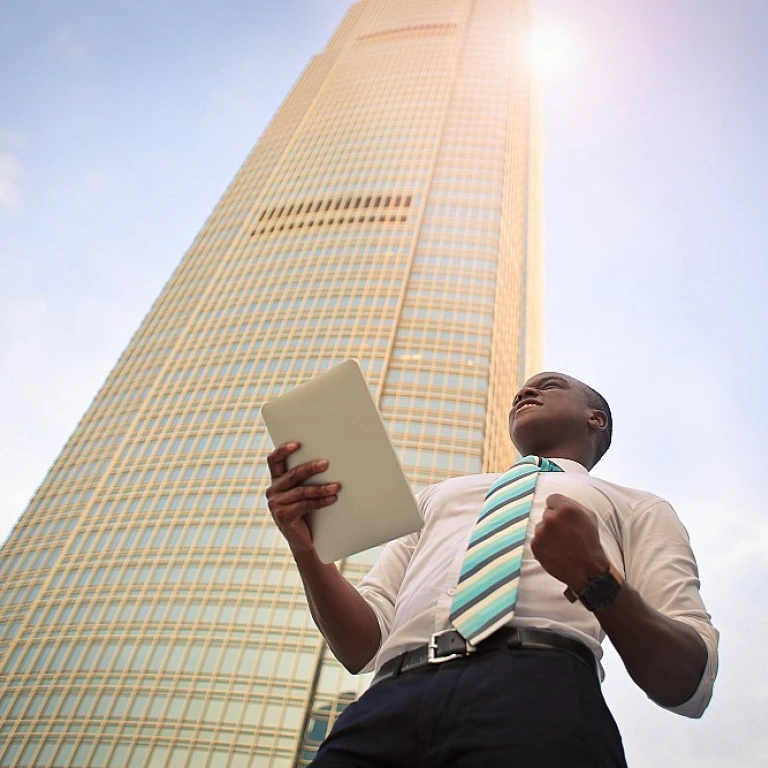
[513,385,538,407]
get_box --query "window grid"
[0,1,541,764]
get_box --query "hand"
[265,442,341,555]
[530,493,610,593]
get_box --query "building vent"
[356,23,458,45]
[253,193,413,236]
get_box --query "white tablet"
[261,360,423,563]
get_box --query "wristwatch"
[564,562,624,612]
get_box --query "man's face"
[508,372,590,454]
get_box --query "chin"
[510,418,546,457]
[509,424,532,455]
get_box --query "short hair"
[582,383,613,462]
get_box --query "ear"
[587,409,608,433]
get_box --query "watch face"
[581,573,621,612]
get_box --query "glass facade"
[0,0,541,765]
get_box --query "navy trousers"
[311,648,627,767]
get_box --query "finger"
[274,494,339,524]
[546,493,581,513]
[530,528,544,557]
[271,483,341,509]
[541,504,567,527]
[266,442,301,479]
[269,458,330,494]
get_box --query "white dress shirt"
[356,458,718,719]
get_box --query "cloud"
[55,30,88,60]
[0,152,22,207]
[0,128,25,149]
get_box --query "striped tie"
[449,455,563,646]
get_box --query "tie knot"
[517,455,563,473]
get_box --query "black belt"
[373,627,598,684]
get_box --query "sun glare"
[529,21,581,80]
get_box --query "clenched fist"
[530,493,610,594]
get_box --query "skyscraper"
[0,0,541,765]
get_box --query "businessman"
[266,372,718,766]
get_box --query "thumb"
[545,493,571,511]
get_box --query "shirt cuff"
[355,587,389,674]
[659,617,719,718]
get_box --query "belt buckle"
[427,629,473,664]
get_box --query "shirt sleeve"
[353,488,430,673]
[625,499,719,718]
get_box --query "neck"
[522,441,594,471]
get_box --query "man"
[266,372,718,766]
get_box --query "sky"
[1,0,767,765]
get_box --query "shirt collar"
[550,458,590,475]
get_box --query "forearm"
[293,548,382,673]
[596,582,708,707]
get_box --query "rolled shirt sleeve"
[354,531,418,673]
[625,500,719,718]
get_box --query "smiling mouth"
[515,402,541,416]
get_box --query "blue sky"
[1,1,766,764]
